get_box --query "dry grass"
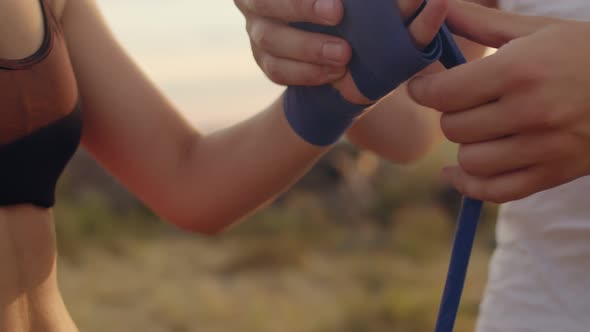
[57,207,494,332]
[55,143,496,332]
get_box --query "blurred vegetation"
[54,142,498,332]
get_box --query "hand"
[235,0,449,104]
[408,1,590,203]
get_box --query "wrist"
[331,71,374,105]
[284,85,370,146]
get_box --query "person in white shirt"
[476,2,590,331]
[235,0,590,331]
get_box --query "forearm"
[159,96,326,234]
[65,0,327,235]
[346,83,443,164]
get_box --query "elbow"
[175,220,230,237]
[163,208,237,237]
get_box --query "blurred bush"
[54,142,497,332]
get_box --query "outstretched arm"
[62,0,329,234]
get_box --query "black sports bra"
[0,0,82,208]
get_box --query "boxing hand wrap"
[284,85,369,146]
[284,0,444,146]
[284,5,477,332]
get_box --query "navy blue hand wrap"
[287,4,485,332]
[291,2,442,101]
[284,0,454,146]
[284,85,368,146]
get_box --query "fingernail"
[325,66,346,80]
[322,42,347,63]
[407,76,425,101]
[314,0,337,23]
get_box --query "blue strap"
[439,25,467,68]
[432,26,483,332]
[284,85,368,146]
[435,197,482,332]
[291,1,443,101]
[285,0,442,146]
[286,11,484,332]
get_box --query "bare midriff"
[0,207,78,332]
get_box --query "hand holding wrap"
[285,0,462,146]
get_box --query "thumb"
[447,0,563,48]
[408,0,450,49]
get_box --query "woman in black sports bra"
[0,0,445,331]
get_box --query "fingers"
[443,129,580,203]
[248,17,351,67]
[408,0,449,49]
[439,86,569,144]
[253,47,347,85]
[440,98,520,144]
[236,0,344,25]
[456,132,565,177]
[446,0,562,48]
[245,10,351,86]
[398,0,426,21]
[408,52,510,111]
[240,0,351,86]
[443,160,581,203]
[441,165,553,203]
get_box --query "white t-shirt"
[499,0,590,20]
[476,3,590,331]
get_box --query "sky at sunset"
[98,0,284,132]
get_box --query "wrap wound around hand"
[285,5,476,332]
[293,1,442,101]
[284,0,465,146]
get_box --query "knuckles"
[496,43,547,90]
[261,56,289,85]
[242,0,272,14]
[518,96,565,130]
[457,146,486,177]
[535,108,563,129]
[261,55,326,85]
[415,78,445,109]
[505,56,545,87]
[298,67,330,86]
[440,114,465,144]
[247,19,274,50]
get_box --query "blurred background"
[55,1,498,331]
